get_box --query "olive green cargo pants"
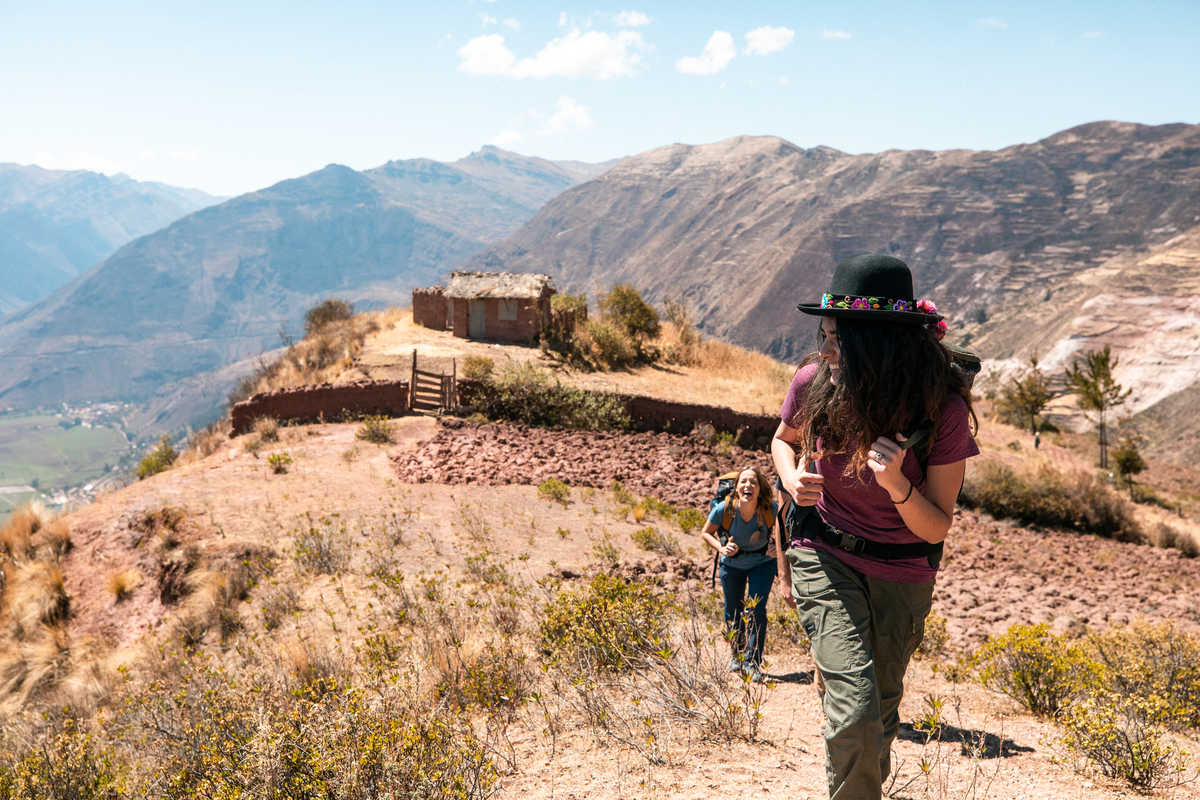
[787,547,934,800]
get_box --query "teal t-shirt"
[708,499,778,570]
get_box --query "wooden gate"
[409,350,457,413]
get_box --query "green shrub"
[1083,620,1200,730]
[537,478,570,505]
[600,284,660,342]
[916,612,950,657]
[539,574,676,672]
[630,526,680,556]
[267,451,293,474]
[459,361,630,430]
[677,508,707,534]
[461,356,494,381]
[972,623,1096,717]
[355,415,393,444]
[960,461,1141,541]
[1061,691,1189,790]
[304,298,354,334]
[581,319,636,369]
[137,435,178,480]
[0,719,119,800]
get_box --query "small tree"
[1065,345,1131,469]
[996,355,1056,436]
[1111,435,1147,498]
[137,435,178,479]
[304,298,354,334]
[600,284,660,351]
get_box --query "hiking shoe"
[727,656,743,673]
[745,664,767,684]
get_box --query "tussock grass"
[106,569,142,602]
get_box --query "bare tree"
[1064,345,1131,469]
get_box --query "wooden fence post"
[409,349,417,411]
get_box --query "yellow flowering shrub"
[971,623,1096,717]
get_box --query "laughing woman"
[772,254,978,800]
[700,466,778,682]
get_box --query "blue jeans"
[719,559,777,666]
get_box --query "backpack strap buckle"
[836,530,866,555]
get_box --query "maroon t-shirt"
[779,363,980,583]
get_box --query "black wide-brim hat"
[796,253,943,324]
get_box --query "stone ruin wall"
[231,376,777,446]
[231,379,410,435]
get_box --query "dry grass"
[106,568,142,602]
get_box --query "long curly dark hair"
[789,318,977,477]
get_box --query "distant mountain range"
[466,121,1200,463]
[0,165,220,314]
[0,147,610,428]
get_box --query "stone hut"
[412,271,555,343]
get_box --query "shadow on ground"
[897,721,1034,758]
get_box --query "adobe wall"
[448,296,548,342]
[412,288,446,330]
[230,376,776,447]
[231,379,410,435]
[456,379,777,448]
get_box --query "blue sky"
[3,0,1197,196]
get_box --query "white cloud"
[458,29,645,79]
[491,129,523,147]
[538,96,594,135]
[745,26,794,55]
[614,10,651,27]
[821,29,851,39]
[558,11,568,27]
[975,17,1008,29]
[168,150,200,162]
[1082,30,1104,38]
[458,34,516,74]
[676,30,735,75]
[503,18,520,31]
[479,13,497,26]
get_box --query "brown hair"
[738,466,775,520]
[789,318,976,476]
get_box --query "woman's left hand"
[867,434,910,499]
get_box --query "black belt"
[785,505,943,568]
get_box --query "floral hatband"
[819,293,948,339]
[821,293,914,312]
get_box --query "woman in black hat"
[771,253,978,800]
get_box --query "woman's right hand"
[781,468,823,507]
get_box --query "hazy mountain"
[0,148,608,424]
[0,165,220,314]
[466,121,1200,462]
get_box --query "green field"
[0,413,132,490]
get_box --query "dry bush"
[258,582,301,631]
[537,478,570,505]
[5,562,69,638]
[292,514,352,575]
[106,569,142,602]
[1061,692,1192,791]
[253,416,280,442]
[0,624,71,709]
[960,461,1142,542]
[1,503,66,562]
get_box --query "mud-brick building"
[412,271,555,343]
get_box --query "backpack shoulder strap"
[720,498,735,533]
